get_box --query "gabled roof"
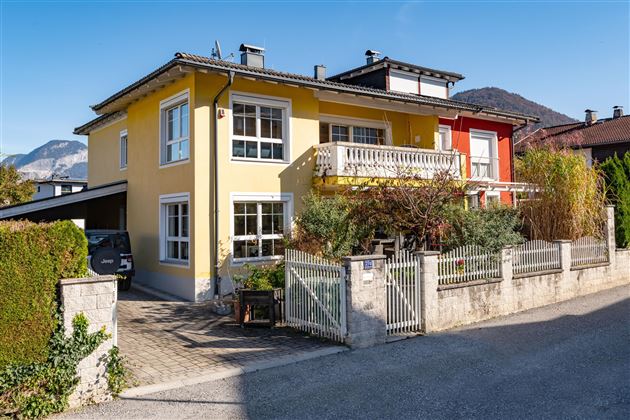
[516,115,630,152]
[75,52,538,135]
[327,57,465,83]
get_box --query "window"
[231,94,290,162]
[470,129,498,180]
[120,130,128,169]
[320,121,386,145]
[61,185,72,195]
[160,91,189,165]
[466,193,480,209]
[37,186,40,193]
[485,192,500,208]
[159,194,190,265]
[438,125,452,151]
[231,193,292,262]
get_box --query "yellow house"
[74,46,536,301]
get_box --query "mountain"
[451,87,578,137]
[1,140,87,180]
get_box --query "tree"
[600,152,630,248]
[515,148,606,241]
[0,165,34,207]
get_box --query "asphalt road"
[61,285,630,419]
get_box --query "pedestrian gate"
[386,252,422,335]
[285,249,347,342]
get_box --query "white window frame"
[159,192,191,267]
[484,191,501,208]
[230,192,293,265]
[469,129,499,181]
[159,89,190,167]
[319,114,392,145]
[438,125,452,151]
[119,129,128,170]
[229,92,292,164]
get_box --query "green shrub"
[443,205,525,253]
[239,262,285,291]
[0,220,88,370]
[600,152,630,248]
[0,313,108,418]
[291,192,371,260]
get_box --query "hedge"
[0,220,88,370]
[601,152,630,248]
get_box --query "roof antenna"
[212,40,223,60]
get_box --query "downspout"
[212,71,234,298]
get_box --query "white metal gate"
[386,251,422,335]
[285,249,347,342]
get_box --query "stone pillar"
[555,240,572,274]
[416,251,440,333]
[605,205,616,265]
[501,247,513,282]
[343,255,387,349]
[59,275,117,408]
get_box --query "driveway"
[116,288,339,387]
[63,285,630,419]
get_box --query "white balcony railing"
[314,142,462,179]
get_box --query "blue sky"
[1,0,628,155]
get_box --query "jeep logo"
[100,258,115,264]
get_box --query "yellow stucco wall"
[86,70,443,301]
[87,118,128,188]
[119,74,198,299]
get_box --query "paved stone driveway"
[117,288,335,386]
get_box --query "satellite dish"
[215,40,223,60]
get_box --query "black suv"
[85,230,135,291]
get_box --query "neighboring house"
[4,46,538,301]
[516,107,630,165]
[33,177,87,201]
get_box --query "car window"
[86,233,131,254]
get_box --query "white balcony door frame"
[469,129,499,180]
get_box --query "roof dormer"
[328,51,464,99]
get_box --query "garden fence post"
[501,247,513,282]
[343,255,387,348]
[605,205,616,265]
[416,251,440,333]
[554,240,572,273]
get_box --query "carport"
[0,181,127,229]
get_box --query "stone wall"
[59,275,117,408]
[430,248,629,332]
[343,255,387,348]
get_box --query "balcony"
[314,142,462,182]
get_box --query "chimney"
[314,65,326,80]
[365,49,381,64]
[239,44,265,68]
[613,105,624,119]
[585,109,597,125]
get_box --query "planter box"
[238,288,283,328]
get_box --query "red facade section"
[439,116,515,205]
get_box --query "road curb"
[119,346,348,398]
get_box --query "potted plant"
[237,262,285,327]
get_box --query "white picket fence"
[438,245,501,285]
[513,240,562,275]
[284,249,347,342]
[571,236,608,267]
[385,251,422,335]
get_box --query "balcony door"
[319,116,391,146]
[470,129,498,180]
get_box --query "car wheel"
[118,276,132,292]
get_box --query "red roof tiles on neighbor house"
[516,115,630,152]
